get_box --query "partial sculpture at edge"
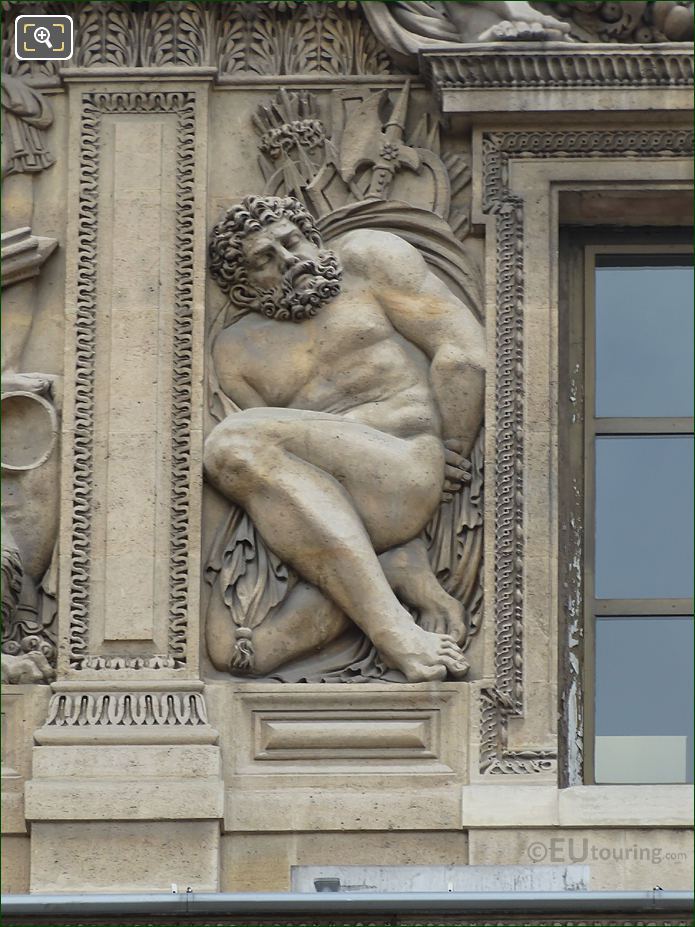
[362,1,693,71]
[1,74,59,685]
[204,195,485,682]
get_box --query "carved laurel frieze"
[68,90,195,671]
[480,125,694,775]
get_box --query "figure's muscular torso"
[213,275,442,440]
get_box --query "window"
[561,233,693,785]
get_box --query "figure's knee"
[203,413,277,495]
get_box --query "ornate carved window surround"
[475,125,693,778]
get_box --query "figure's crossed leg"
[204,407,468,681]
[380,538,468,645]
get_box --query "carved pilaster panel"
[60,86,207,677]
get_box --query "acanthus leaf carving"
[2,2,397,81]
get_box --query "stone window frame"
[477,127,692,783]
[558,226,694,787]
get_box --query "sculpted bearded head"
[208,195,342,322]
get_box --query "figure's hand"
[1,372,57,399]
[442,439,472,503]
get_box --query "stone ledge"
[421,42,694,90]
[559,785,694,827]
[225,786,461,832]
[460,784,693,828]
[25,779,224,822]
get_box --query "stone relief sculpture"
[204,194,484,683]
[204,87,486,683]
[362,0,693,70]
[1,75,59,685]
[1,1,395,80]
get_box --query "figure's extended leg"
[380,538,468,646]
[204,409,468,681]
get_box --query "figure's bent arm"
[212,330,268,410]
[338,230,485,455]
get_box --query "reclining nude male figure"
[204,196,485,682]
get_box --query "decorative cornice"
[421,43,694,93]
[34,683,220,744]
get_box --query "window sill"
[461,784,693,828]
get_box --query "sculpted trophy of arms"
[204,196,485,682]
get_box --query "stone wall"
[1,0,693,902]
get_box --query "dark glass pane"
[595,435,693,599]
[595,257,693,417]
[595,617,693,784]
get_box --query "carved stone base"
[26,681,223,892]
[207,681,470,833]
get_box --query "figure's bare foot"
[1,650,56,684]
[373,622,469,682]
[418,593,467,646]
[380,538,468,646]
[478,19,571,42]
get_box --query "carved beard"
[250,249,342,322]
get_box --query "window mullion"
[595,417,693,435]
[595,599,693,617]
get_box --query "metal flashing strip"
[2,889,693,917]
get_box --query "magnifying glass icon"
[33,25,53,49]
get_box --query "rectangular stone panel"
[60,85,207,675]
[206,683,467,778]
[255,714,436,760]
[99,118,173,644]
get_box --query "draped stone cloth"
[1,75,55,177]
[361,2,464,71]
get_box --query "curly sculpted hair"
[208,195,323,302]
